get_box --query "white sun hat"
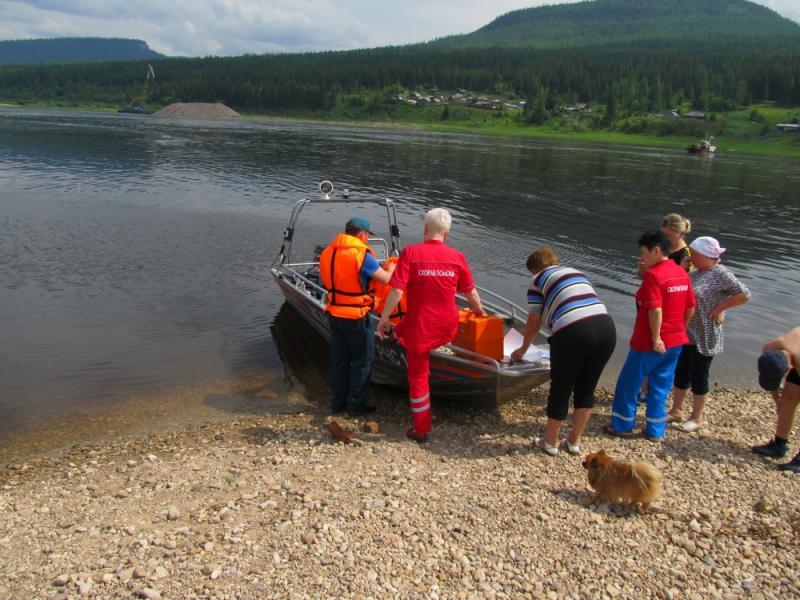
[690,236,726,259]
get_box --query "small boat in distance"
[118,103,147,115]
[270,182,550,407]
[688,136,717,154]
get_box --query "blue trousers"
[611,345,682,439]
[328,314,374,413]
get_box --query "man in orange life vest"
[377,208,485,442]
[319,217,395,416]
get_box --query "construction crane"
[119,64,155,114]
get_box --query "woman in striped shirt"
[511,247,616,456]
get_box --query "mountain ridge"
[433,0,800,49]
[0,37,165,65]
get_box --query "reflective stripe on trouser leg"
[406,349,432,435]
[644,345,682,439]
[611,349,649,433]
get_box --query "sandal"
[562,440,581,456]
[673,420,702,433]
[535,437,559,456]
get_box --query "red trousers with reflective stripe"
[406,349,432,435]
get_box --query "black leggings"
[547,314,617,421]
[673,344,714,395]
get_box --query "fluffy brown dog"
[582,449,662,510]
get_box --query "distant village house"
[665,109,705,120]
[684,111,706,120]
[472,99,502,110]
[565,102,590,112]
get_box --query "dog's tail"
[631,461,663,503]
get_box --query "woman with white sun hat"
[669,236,751,432]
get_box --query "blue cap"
[758,350,789,391]
[346,216,373,234]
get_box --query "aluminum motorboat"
[270,182,550,407]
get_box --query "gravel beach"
[1,387,798,599]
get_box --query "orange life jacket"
[370,256,407,324]
[319,233,375,319]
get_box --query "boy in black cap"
[752,326,800,472]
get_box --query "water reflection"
[269,301,402,411]
[269,302,329,405]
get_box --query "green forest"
[2,42,797,112]
[0,0,799,148]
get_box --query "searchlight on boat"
[319,180,334,200]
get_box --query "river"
[1,108,798,461]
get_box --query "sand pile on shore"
[154,102,240,119]
[1,388,798,598]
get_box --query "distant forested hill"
[435,0,800,48]
[0,38,165,64]
[0,0,798,117]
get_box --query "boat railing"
[272,262,328,308]
[438,341,548,375]
[368,238,391,261]
[440,343,502,370]
[459,285,527,326]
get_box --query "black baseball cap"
[758,350,789,391]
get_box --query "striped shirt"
[528,266,608,336]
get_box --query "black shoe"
[603,424,638,438]
[406,428,429,443]
[751,438,789,458]
[347,405,376,417]
[778,452,800,473]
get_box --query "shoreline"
[2,387,798,597]
[0,382,765,469]
[3,103,799,158]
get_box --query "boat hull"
[275,275,549,408]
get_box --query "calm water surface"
[1,108,798,459]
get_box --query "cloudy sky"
[1,0,798,57]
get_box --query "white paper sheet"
[503,329,550,362]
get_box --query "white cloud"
[757,0,800,24]
[0,0,798,57]
[0,0,374,55]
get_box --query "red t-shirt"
[390,239,475,353]
[630,259,696,352]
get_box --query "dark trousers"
[673,344,714,395]
[547,314,616,421]
[328,314,374,412]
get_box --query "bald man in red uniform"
[377,208,484,442]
